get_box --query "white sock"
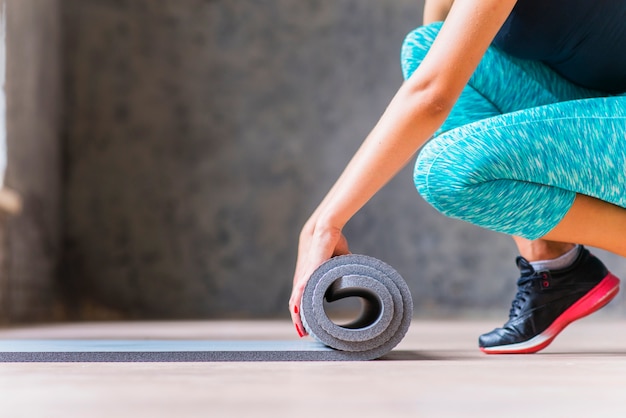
[529,245,581,272]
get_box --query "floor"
[1,318,625,418]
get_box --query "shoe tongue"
[515,256,535,277]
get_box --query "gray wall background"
[1,0,62,323]
[2,0,625,322]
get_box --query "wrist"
[313,216,345,239]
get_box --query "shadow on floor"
[379,350,475,361]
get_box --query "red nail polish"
[295,324,304,338]
[293,305,299,315]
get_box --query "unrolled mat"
[0,255,413,362]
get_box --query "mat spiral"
[301,254,413,360]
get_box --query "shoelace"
[508,276,536,320]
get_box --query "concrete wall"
[59,0,626,319]
[0,0,62,322]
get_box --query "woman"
[290,0,626,354]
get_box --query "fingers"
[289,283,308,337]
[290,255,326,338]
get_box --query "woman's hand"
[289,220,350,337]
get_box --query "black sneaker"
[479,246,620,354]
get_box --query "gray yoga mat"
[0,255,413,362]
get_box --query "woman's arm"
[423,0,455,24]
[290,0,518,336]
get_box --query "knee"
[400,22,443,81]
[413,130,521,237]
[413,129,486,217]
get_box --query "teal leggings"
[402,23,626,240]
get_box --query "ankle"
[514,237,577,261]
[529,245,581,272]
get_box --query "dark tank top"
[493,0,626,93]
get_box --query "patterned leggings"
[402,23,626,240]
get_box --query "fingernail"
[295,323,304,338]
[293,305,299,315]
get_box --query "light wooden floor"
[1,318,626,418]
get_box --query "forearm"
[312,83,452,231]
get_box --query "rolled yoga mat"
[0,255,413,362]
[301,254,414,360]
